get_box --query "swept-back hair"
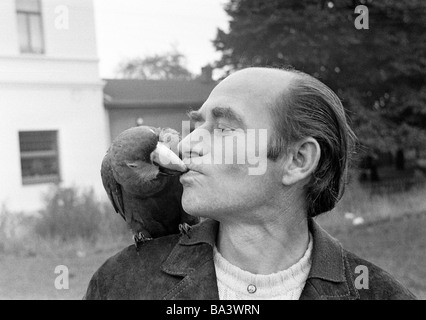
[268,68,357,217]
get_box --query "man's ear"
[281,138,321,186]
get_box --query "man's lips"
[180,163,204,184]
[184,163,204,174]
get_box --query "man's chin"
[182,193,208,218]
[182,199,198,214]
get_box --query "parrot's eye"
[152,161,160,167]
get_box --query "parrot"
[101,125,199,250]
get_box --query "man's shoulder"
[84,234,180,300]
[343,248,417,300]
[101,234,180,271]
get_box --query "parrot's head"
[110,126,187,196]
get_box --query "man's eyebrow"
[187,110,204,122]
[211,106,245,127]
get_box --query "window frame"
[16,0,45,54]
[19,130,61,185]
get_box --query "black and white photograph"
[0,0,425,303]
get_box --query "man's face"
[178,68,294,222]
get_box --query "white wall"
[0,0,19,56]
[0,0,109,213]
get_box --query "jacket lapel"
[160,219,220,300]
[300,219,359,300]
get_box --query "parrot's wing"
[101,156,126,221]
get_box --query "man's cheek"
[211,130,268,176]
[246,129,268,176]
[210,133,245,165]
[223,164,247,176]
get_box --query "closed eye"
[217,125,244,134]
[219,128,235,133]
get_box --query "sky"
[93,0,230,79]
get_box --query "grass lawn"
[0,213,424,300]
[0,240,131,300]
[321,212,426,299]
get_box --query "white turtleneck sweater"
[213,234,313,300]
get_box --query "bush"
[0,204,39,255]
[34,186,129,242]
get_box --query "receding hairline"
[233,66,321,92]
[225,67,301,114]
[230,67,299,88]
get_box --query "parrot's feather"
[101,154,126,221]
[110,184,125,220]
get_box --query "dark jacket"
[84,219,416,300]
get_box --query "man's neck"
[215,209,310,275]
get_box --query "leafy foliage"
[116,49,193,80]
[35,186,129,242]
[214,0,426,152]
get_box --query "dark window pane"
[21,157,59,178]
[19,131,60,184]
[16,0,40,13]
[19,131,57,152]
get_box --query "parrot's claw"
[179,223,192,239]
[133,232,153,251]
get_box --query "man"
[85,67,416,300]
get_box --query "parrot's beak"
[151,142,187,173]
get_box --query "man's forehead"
[217,67,294,96]
[200,68,293,114]
[192,69,293,131]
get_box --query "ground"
[0,213,424,300]
[326,212,426,299]
[0,242,128,300]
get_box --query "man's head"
[178,67,355,222]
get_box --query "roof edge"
[104,101,204,109]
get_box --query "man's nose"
[178,129,209,159]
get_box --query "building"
[104,68,217,141]
[0,0,108,213]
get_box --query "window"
[19,131,60,185]
[16,0,44,54]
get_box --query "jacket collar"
[306,218,345,282]
[161,218,359,300]
[160,219,219,299]
[300,219,359,300]
[179,218,219,247]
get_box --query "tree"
[116,49,194,80]
[213,0,426,155]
